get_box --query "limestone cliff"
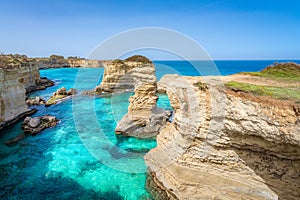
[92,55,170,138]
[114,60,170,138]
[0,54,54,93]
[0,54,53,129]
[0,67,34,129]
[34,55,105,69]
[95,60,137,94]
[145,74,300,200]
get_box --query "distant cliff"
[145,74,300,200]
[33,55,105,69]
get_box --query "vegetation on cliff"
[125,55,152,64]
[242,62,300,81]
[229,62,300,102]
[226,81,300,101]
[0,54,30,67]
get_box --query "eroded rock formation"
[145,74,300,200]
[5,115,59,145]
[0,55,54,129]
[0,54,54,93]
[0,67,36,129]
[22,115,58,135]
[35,55,105,69]
[26,96,46,106]
[45,87,77,106]
[89,55,170,138]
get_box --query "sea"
[0,60,299,199]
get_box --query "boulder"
[26,96,46,106]
[28,117,41,128]
[22,115,58,136]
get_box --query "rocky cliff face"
[0,55,53,129]
[114,61,170,138]
[35,58,105,69]
[0,67,34,129]
[93,56,170,138]
[95,60,137,94]
[0,55,54,93]
[145,74,300,200]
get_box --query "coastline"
[0,57,299,199]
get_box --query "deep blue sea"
[0,60,299,199]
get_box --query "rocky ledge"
[26,77,55,93]
[5,115,58,145]
[145,74,300,200]
[46,87,77,106]
[22,115,58,135]
[26,96,46,106]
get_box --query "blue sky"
[1,0,300,60]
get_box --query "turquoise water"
[0,68,172,199]
[1,60,299,199]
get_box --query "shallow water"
[0,67,172,199]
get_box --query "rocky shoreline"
[145,73,300,200]
[1,53,299,199]
[0,54,54,130]
[89,57,299,199]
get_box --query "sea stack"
[94,55,171,138]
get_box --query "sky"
[0,0,300,60]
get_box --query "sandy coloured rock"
[145,74,300,200]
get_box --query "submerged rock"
[22,115,58,136]
[45,87,77,106]
[26,77,55,93]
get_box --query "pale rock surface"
[111,61,170,138]
[145,74,300,200]
[0,67,33,129]
[91,58,170,138]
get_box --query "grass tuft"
[226,81,300,101]
[240,62,300,81]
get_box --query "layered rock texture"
[0,66,35,129]
[0,54,53,129]
[92,55,170,138]
[145,74,300,200]
[35,55,105,69]
[0,54,54,93]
